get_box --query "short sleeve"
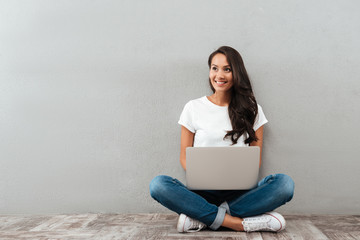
[178,101,195,133]
[253,104,268,131]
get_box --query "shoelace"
[244,216,269,222]
[244,221,269,231]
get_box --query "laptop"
[186,146,260,190]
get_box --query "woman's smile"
[214,80,228,86]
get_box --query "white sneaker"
[177,214,207,233]
[242,212,286,232]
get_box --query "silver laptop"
[186,146,260,190]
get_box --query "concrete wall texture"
[0,0,359,214]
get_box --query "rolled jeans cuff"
[209,206,226,230]
[219,201,230,215]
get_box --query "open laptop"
[186,146,260,190]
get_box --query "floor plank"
[0,213,358,240]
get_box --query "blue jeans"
[149,174,294,230]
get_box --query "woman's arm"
[180,126,195,170]
[249,125,264,167]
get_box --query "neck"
[209,91,232,106]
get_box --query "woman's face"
[209,53,234,93]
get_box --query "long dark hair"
[208,46,258,145]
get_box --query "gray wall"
[1,0,359,214]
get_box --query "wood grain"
[0,213,358,239]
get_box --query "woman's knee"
[149,175,172,199]
[276,174,295,202]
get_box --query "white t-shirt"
[178,96,268,147]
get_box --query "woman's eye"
[212,67,217,71]
[225,68,232,72]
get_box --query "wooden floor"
[0,213,359,240]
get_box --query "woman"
[149,46,294,233]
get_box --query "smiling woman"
[207,47,258,146]
[149,46,294,233]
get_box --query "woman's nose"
[216,71,225,79]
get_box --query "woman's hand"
[180,126,195,170]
